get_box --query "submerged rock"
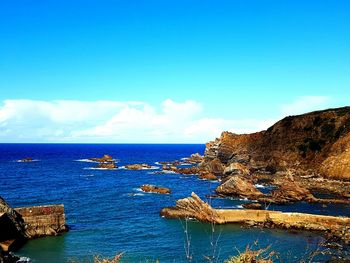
[215,176,264,199]
[242,203,263,210]
[141,185,171,194]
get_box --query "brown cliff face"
[205,106,350,180]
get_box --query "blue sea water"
[0,144,349,262]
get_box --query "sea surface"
[0,144,349,262]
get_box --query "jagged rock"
[89,154,114,163]
[215,176,264,199]
[97,162,117,169]
[160,192,222,223]
[224,162,250,176]
[268,178,315,204]
[125,164,152,170]
[242,203,263,210]
[0,197,28,242]
[141,185,171,194]
[199,172,217,181]
[200,158,224,175]
[185,153,204,164]
[175,167,200,175]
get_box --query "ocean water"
[0,144,349,262]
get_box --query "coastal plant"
[224,245,275,263]
[93,252,123,263]
[180,218,193,263]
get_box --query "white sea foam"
[83,167,117,170]
[179,163,191,166]
[16,159,39,163]
[80,174,95,177]
[76,158,118,163]
[255,184,266,189]
[180,157,188,161]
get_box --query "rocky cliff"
[204,106,350,180]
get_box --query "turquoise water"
[0,144,349,262]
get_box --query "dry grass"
[93,253,123,263]
[224,245,275,263]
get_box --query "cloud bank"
[0,99,276,143]
[0,96,331,143]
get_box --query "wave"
[75,158,118,163]
[255,184,266,189]
[80,174,95,177]
[83,167,118,170]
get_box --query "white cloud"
[281,96,330,116]
[0,99,275,143]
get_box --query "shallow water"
[0,144,349,262]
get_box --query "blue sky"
[0,1,349,142]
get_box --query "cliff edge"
[205,106,350,180]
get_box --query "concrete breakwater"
[161,193,350,243]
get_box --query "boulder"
[269,179,315,204]
[224,162,250,176]
[199,172,217,181]
[141,185,171,194]
[185,153,204,164]
[125,164,152,170]
[215,176,264,199]
[200,158,224,175]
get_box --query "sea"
[0,144,349,262]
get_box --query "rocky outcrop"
[125,164,152,170]
[97,162,117,169]
[160,193,222,223]
[215,176,264,199]
[141,185,171,194]
[204,106,350,180]
[89,154,114,163]
[90,154,117,169]
[0,198,28,248]
[200,158,225,175]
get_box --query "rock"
[242,203,263,210]
[0,197,28,243]
[125,164,152,170]
[160,192,222,223]
[175,167,200,175]
[97,162,117,169]
[141,185,171,194]
[224,162,250,176]
[269,179,315,204]
[215,176,264,199]
[89,154,114,163]
[200,158,224,175]
[18,158,33,162]
[199,172,217,181]
[185,153,204,164]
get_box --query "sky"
[0,0,349,143]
